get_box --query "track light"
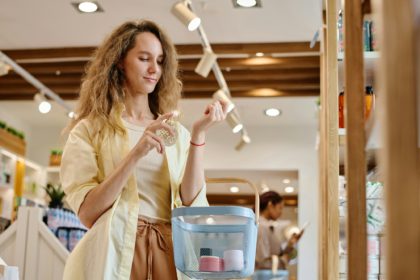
[235,131,251,151]
[226,112,243,134]
[0,61,11,76]
[171,1,201,31]
[68,111,76,119]
[213,89,235,113]
[195,48,217,77]
[236,0,257,8]
[34,93,51,114]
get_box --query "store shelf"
[46,166,60,173]
[338,51,380,89]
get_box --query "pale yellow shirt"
[60,111,208,280]
[122,119,171,221]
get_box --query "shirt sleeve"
[60,121,100,215]
[256,224,272,268]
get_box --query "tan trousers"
[130,217,177,280]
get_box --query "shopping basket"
[172,177,260,279]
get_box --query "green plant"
[43,183,65,208]
[16,131,25,140]
[0,120,6,129]
[50,149,63,155]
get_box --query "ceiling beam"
[207,194,298,207]
[2,42,320,60]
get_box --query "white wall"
[26,126,65,166]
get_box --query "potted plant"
[0,120,6,130]
[44,183,65,208]
[49,149,63,166]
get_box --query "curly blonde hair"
[68,20,182,135]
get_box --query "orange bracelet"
[190,141,205,147]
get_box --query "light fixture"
[226,112,243,134]
[171,1,201,31]
[264,108,281,117]
[68,111,76,119]
[230,186,240,193]
[285,186,295,193]
[260,182,270,193]
[282,178,291,184]
[34,93,51,114]
[236,0,257,8]
[78,1,98,13]
[213,89,235,113]
[206,217,215,224]
[0,61,11,76]
[255,52,264,57]
[195,48,217,77]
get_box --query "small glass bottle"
[338,90,345,128]
[156,110,179,146]
[365,86,375,120]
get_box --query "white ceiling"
[0,0,322,49]
[0,97,318,128]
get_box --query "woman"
[60,20,228,280]
[255,191,302,270]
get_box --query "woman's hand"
[133,112,175,157]
[191,100,229,141]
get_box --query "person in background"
[60,20,228,280]
[255,191,303,270]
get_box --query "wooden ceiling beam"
[0,80,319,95]
[0,88,319,100]
[10,56,319,75]
[3,42,319,60]
[207,194,298,207]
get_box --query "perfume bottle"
[156,111,179,146]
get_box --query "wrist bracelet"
[190,141,205,147]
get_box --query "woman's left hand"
[192,100,229,134]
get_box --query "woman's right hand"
[133,112,175,157]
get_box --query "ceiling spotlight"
[206,217,215,224]
[264,108,281,117]
[242,133,251,144]
[235,133,251,151]
[236,0,257,7]
[255,52,264,57]
[213,89,235,113]
[285,186,295,193]
[0,62,11,76]
[195,48,217,77]
[34,93,51,114]
[78,1,98,13]
[171,1,201,31]
[230,186,240,193]
[68,111,76,119]
[226,112,243,134]
[260,182,270,193]
[283,178,291,184]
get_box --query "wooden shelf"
[0,129,26,157]
[338,51,379,89]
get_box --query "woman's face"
[268,201,284,220]
[121,32,164,95]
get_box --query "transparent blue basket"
[172,178,260,279]
[252,269,289,280]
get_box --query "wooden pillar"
[320,0,340,278]
[344,0,367,279]
[377,0,420,278]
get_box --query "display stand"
[0,206,69,280]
